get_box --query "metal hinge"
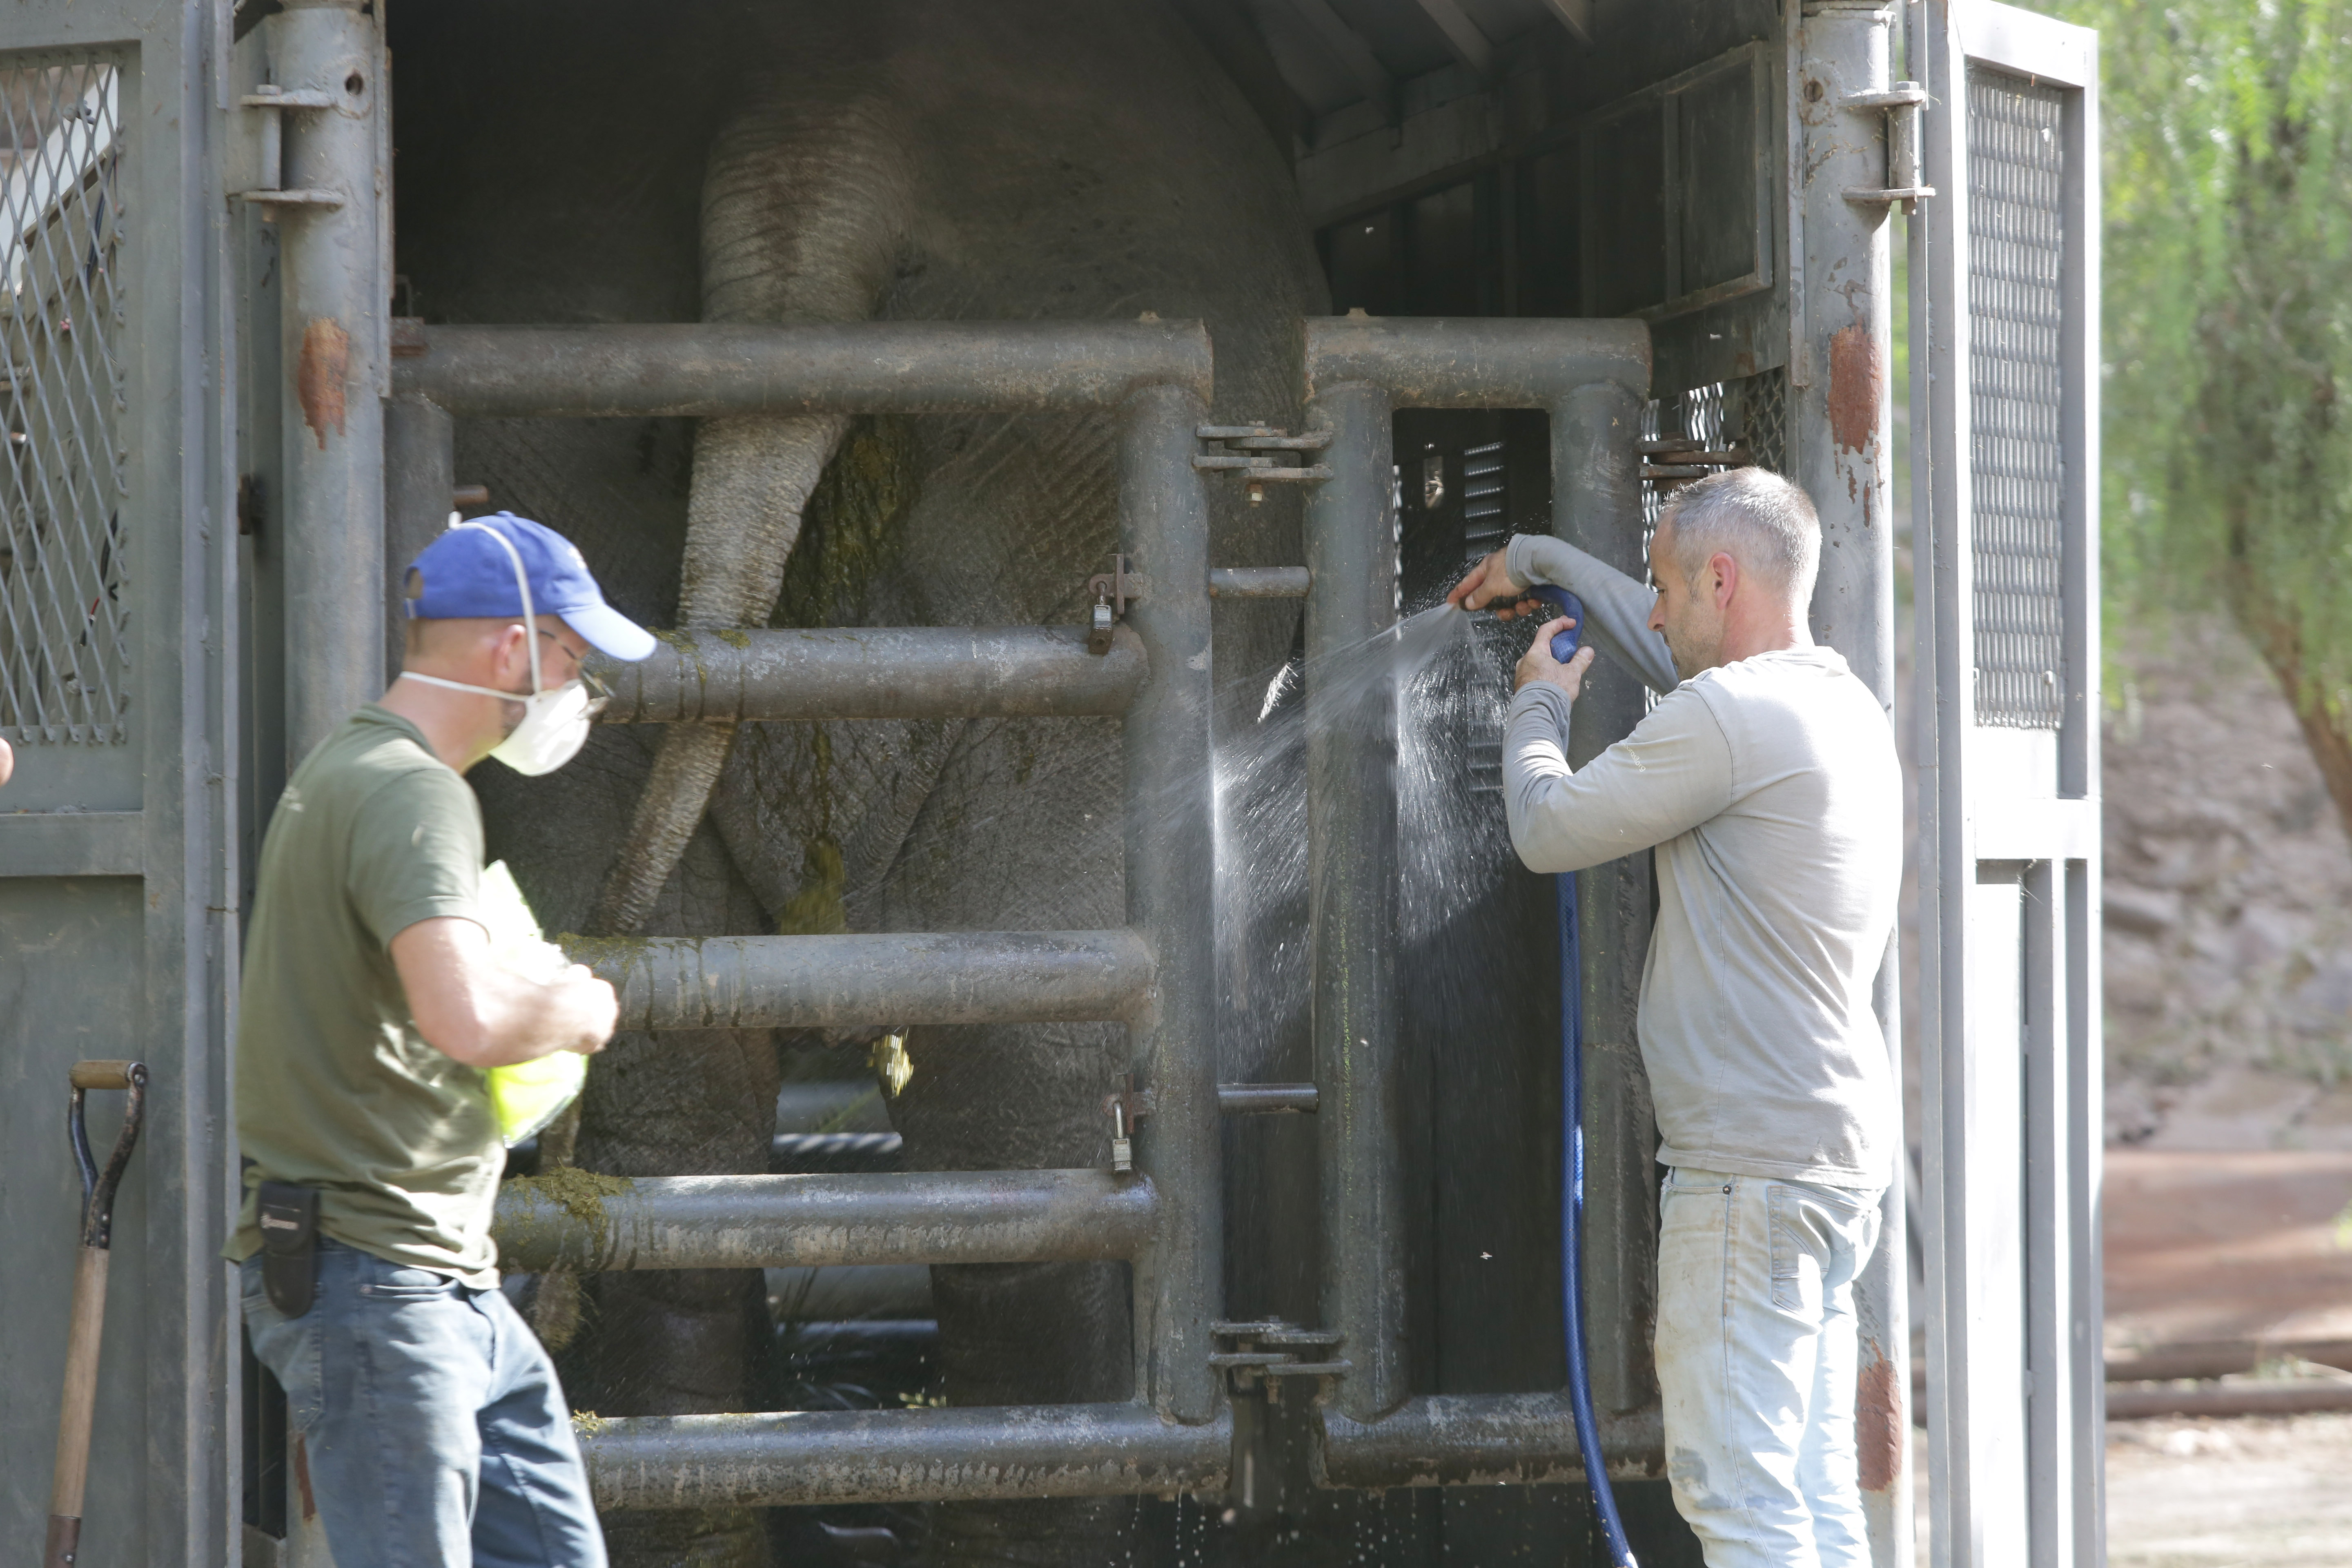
[1842,83,1935,213]
[1210,1320,1350,1401]
[1194,424,1333,503]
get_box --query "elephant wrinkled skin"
[390,3,1327,1562]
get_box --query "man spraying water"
[1448,468,1901,1568]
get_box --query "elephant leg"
[590,41,918,930]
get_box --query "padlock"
[1111,1133,1134,1174]
[1088,596,1115,655]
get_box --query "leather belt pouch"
[255,1180,320,1318]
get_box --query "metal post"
[382,397,452,681]
[272,0,387,760]
[1119,383,1222,1424]
[1305,379,1403,1423]
[1797,5,1912,1562]
[1550,380,1653,1417]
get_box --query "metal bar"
[1303,316,1650,408]
[1206,566,1310,599]
[1305,379,1405,1423]
[1552,379,1653,1417]
[589,626,1145,723]
[581,1402,1229,1510]
[1317,1395,1664,1488]
[1216,1084,1318,1114]
[1795,9,1913,1562]
[390,320,1213,417]
[565,930,1154,1030]
[382,398,453,681]
[274,0,388,760]
[1119,383,1223,1425]
[492,1170,1156,1271]
[2022,858,2071,1568]
[1410,0,1494,74]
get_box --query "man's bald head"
[1657,468,1821,607]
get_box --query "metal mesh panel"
[1640,365,1790,534]
[1966,65,2067,729]
[0,58,129,744]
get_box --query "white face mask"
[400,523,605,776]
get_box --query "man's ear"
[1711,551,1740,609]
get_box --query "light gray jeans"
[1655,1167,1884,1568]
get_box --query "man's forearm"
[1504,534,1679,695]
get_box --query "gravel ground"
[1907,1414,2352,1566]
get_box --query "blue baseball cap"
[403,512,656,662]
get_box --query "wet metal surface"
[581,1402,1229,1510]
[1317,1394,1664,1488]
[494,1169,1157,1271]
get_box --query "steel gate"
[1911,5,2103,1568]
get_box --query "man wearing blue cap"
[228,513,656,1568]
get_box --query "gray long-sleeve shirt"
[1499,535,1901,1188]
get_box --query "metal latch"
[1104,1073,1155,1174]
[1084,555,1146,655]
[1843,83,1935,212]
[1210,1320,1350,1402]
[1194,424,1333,505]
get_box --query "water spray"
[1523,583,1639,1568]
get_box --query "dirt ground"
[1904,1416,2352,1567]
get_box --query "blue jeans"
[1654,1168,1883,1568]
[240,1240,606,1568]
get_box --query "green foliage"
[2060,0,2352,716]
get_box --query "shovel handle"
[68,1062,147,1250]
[46,1062,146,1566]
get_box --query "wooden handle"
[47,1247,109,1533]
[68,1061,136,1091]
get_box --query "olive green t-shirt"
[224,705,502,1285]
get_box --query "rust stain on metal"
[1827,323,1883,455]
[1855,1343,1904,1493]
[292,1432,318,1521]
[297,317,351,449]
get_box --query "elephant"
[388,2,1328,1562]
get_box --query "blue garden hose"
[1525,584,1639,1568]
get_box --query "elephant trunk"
[588,59,915,934]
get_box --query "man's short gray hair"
[1659,468,1820,602]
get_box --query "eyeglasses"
[533,628,611,718]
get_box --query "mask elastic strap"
[452,519,543,697]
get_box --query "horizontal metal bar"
[564,929,1154,1029]
[582,1402,1229,1510]
[231,188,345,207]
[1303,316,1651,406]
[1316,1394,1664,1488]
[1207,566,1310,599]
[390,320,1213,417]
[0,811,144,878]
[1216,1083,1319,1114]
[494,1170,1157,1271]
[2104,1380,2352,1421]
[591,626,1144,723]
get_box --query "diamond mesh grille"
[0,58,129,744]
[1641,366,1790,535]
[1966,65,2067,729]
